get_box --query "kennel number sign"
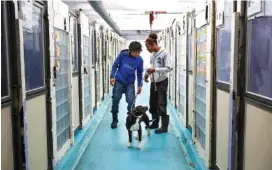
[247,0,263,17]
[216,0,224,27]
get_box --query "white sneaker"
[137,142,142,149]
[127,143,132,148]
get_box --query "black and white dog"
[126,105,151,149]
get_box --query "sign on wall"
[188,18,191,35]
[21,0,33,33]
[195,10,207,29]
[248,0,263,17]
[216,12,224,27]
[216,0,224,27]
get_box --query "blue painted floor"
[75,83,193,170]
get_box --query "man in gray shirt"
[145,33,173,134]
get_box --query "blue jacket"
[110,50,143,87]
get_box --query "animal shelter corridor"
[69,83,194,170]
[1,1,272,170]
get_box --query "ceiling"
[64,0,199,40]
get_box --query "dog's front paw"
[137,142,142,149]
[147,129,151,136]
[127,143,132,148]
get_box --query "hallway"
[74,83,193,170]
[2,1,272,170]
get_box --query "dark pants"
[149,79,168,120]
[111,81,135,119]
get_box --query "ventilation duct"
[88,1,122,36]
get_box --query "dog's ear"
[143,106,148,112]
[144,106,148,111]
[132,107,137,112]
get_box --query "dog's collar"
[131,112,143,119]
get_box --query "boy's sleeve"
[110,53,122,78]
[137,57,144,87]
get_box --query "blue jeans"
[111,81,135,117]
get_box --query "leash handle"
[151,73,158,91]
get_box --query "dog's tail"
[145,119,157,130]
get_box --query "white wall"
[26,95,48,170]
[243,104,272,170]
[1,106,14,170]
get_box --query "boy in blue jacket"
[110,41,144,129]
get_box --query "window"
[97,35,101,64]
[23,5,45,91]
[69,14,78,73]
[188,34,194,71]
[83,35,91,118]
[91,28,95,67]
[216,1,232,84]
[1,2,10,98]
[54,28,70,150]
[195,25,208,149]
[247,17,272,99]
[83,36,90,61]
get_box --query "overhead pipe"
[126,12,184,15]
[88,1,122,36]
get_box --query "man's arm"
[110,53,122,78]
[155,52,173,73]
[137,58,144,88]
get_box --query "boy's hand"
[147,68,155,74]
[110,78,115,86]
[137,87,142,94]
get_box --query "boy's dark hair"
[129,41,142,52]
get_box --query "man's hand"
[110,78,115,86]
[137,87,142,94]
[147,68,155,74]
[144,73,150,82]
